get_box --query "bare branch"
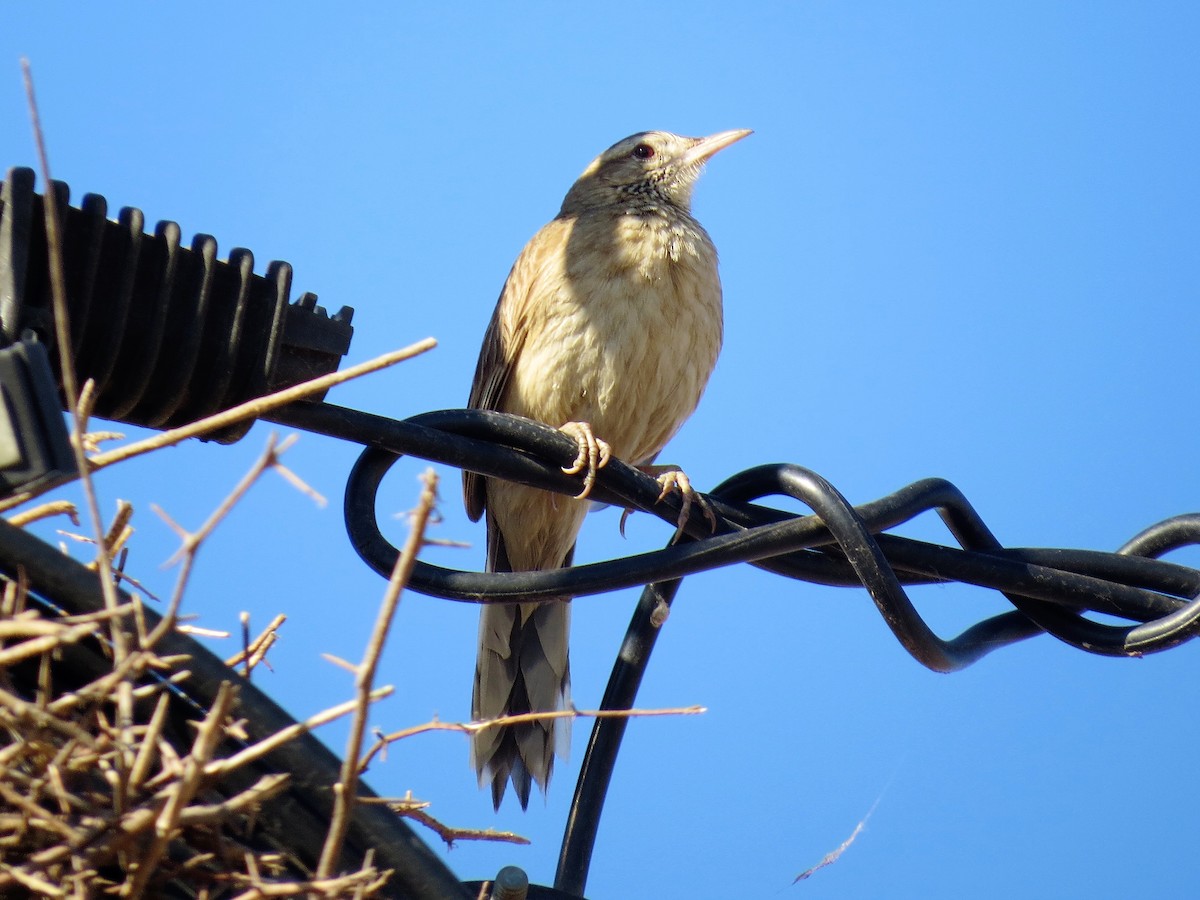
[361,704,706,773]
[6,501,79,528]
[145,434,310,652]
[204,687,393,778]
[316,469,440,879]
[225,614,287,673]
[22,55,134,776]
[0,338,436,514]
[124,682,237,898]
[364,793,531,848]
[88,339,436,473]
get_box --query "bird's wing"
[463,218,570,523]
[462,298,512,524]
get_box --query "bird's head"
[560,129,751,216]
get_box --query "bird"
[464,128,750,809]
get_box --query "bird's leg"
[559,421,612,500]
[620,464,718,540]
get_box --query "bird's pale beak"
[681,129,753,166]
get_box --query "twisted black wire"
[266,399,1200,897]
[269,402,1200,662]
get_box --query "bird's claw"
[559,421,611,500]
[621,466,717,540]
[655,469,717,540]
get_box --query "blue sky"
[4,4,1198,898]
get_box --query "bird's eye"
[632,143,655,160]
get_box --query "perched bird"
[464,128,750,809]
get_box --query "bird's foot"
[620,465,718,540]
[654,467,718,539]
[559,421,611,500]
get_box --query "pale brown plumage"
[464,128,750,809]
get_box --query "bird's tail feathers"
[472,599,571,809]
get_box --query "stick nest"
[0,582,389,898]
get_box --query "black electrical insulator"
[0,167,353,444]
[0,339,77,496]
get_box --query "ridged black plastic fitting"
[0,167,353,443]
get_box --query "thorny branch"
[360,704,707,772]
[317,468,440,879]
[226,613,288,675]
[23,56,136,796]
[0,340,438,516]
[364,793,530,848]
[146,432,321,651]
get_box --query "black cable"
[305,404,1198,659]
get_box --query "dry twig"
[225,613,287,674]
[23,55,135,788]
[0,339,437,516]
[145,432,317,652]
[361,704,707,772]
[5,500,79,528]
[364,793,530,848]
[316,470,439,878]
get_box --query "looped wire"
[322,404,1200,667]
